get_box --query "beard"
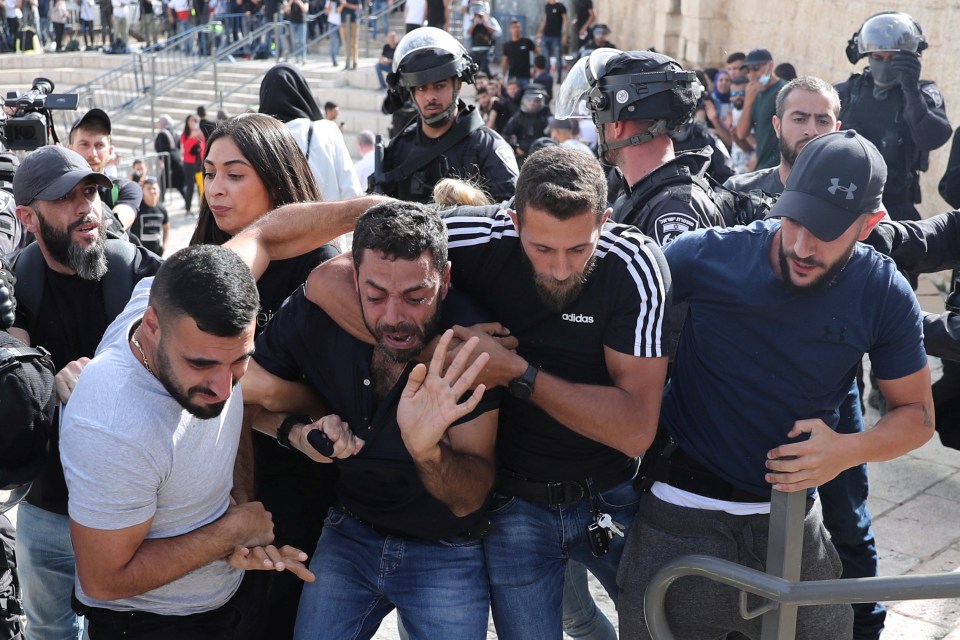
[36,211,108,281]
[361,299,443,364]
[780,136,804,169]
[155,335,229,419]
[778,233,855,294]
[520,248,597,312]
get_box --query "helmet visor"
[554,48,623,119]
[858,12,923,55]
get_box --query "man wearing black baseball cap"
[68,108,142,232]
[6,144,162,640]
[617,129,934,639]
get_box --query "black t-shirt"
[490,97,516,133]
[132,203,168,256]
[254,288,501,540]
[573,0,592,26]
[542,1,566,37]
[380,42,395,62]
[251,245,340,495]
[502,38,536,79]
[425,0,445,27]
[442,206,670,481]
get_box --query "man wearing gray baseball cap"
[6,144,161,640]
[617,129,934,639]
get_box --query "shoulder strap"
[102,239,139,322]
[625,162,701,215]
[305,122,315,162]
[9,242,44,332]
[378,108,484,185]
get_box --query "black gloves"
[892,52,922,94]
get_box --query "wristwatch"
[508,365,538,400]
[277,414,312,449]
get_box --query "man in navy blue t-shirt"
[617,130,934,639]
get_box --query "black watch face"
[509,379,532,399]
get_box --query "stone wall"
[592,0,960,217]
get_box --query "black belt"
[494,458,640,507]
[333,504,492,541]
[660,445,770,503]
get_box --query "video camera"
[2,78,79,151]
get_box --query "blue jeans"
[819,381,884,640]
[375,61,391,89]
[290,22,306,61]
[541,35,563,80]
[484,479,640,640]
[369,0,388,37]
[16,503,85,640]
[327,24,341,63]
[562,561,616,639]
[292,509,489,640]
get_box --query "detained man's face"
[356,249,449,363]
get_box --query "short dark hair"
[514,146,607,224]
[726,51,746,64]
[324,101,338,111]
[534,54,547,69]
[150,245,259,337]
[352,201,448,273]
[775,62,797,81]
[775,76,840,119]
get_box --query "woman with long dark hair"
[189,112,340,640]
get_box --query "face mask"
[759,73,770,86]
[870,59,898,88]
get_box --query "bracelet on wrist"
[277,414,312,450]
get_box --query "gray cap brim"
[33,170,113,203]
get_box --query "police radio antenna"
[1,77,80,151]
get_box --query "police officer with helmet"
[836,11,951,222]
[556,49,723,248]
[376,26,519,203]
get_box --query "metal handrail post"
[760,490,806,640]
[212,24,219,104]
[149,54,156,140]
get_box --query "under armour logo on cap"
[827,178,858,200]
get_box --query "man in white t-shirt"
[404,0,425,32]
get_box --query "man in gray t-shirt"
[60,246,313,635]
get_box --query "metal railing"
[644,489,960,640]
[55,20,293,137]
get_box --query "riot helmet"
[845,12,927,64]
[387,27,479,126]
[555,49,701,156]
[520,84,548,114]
